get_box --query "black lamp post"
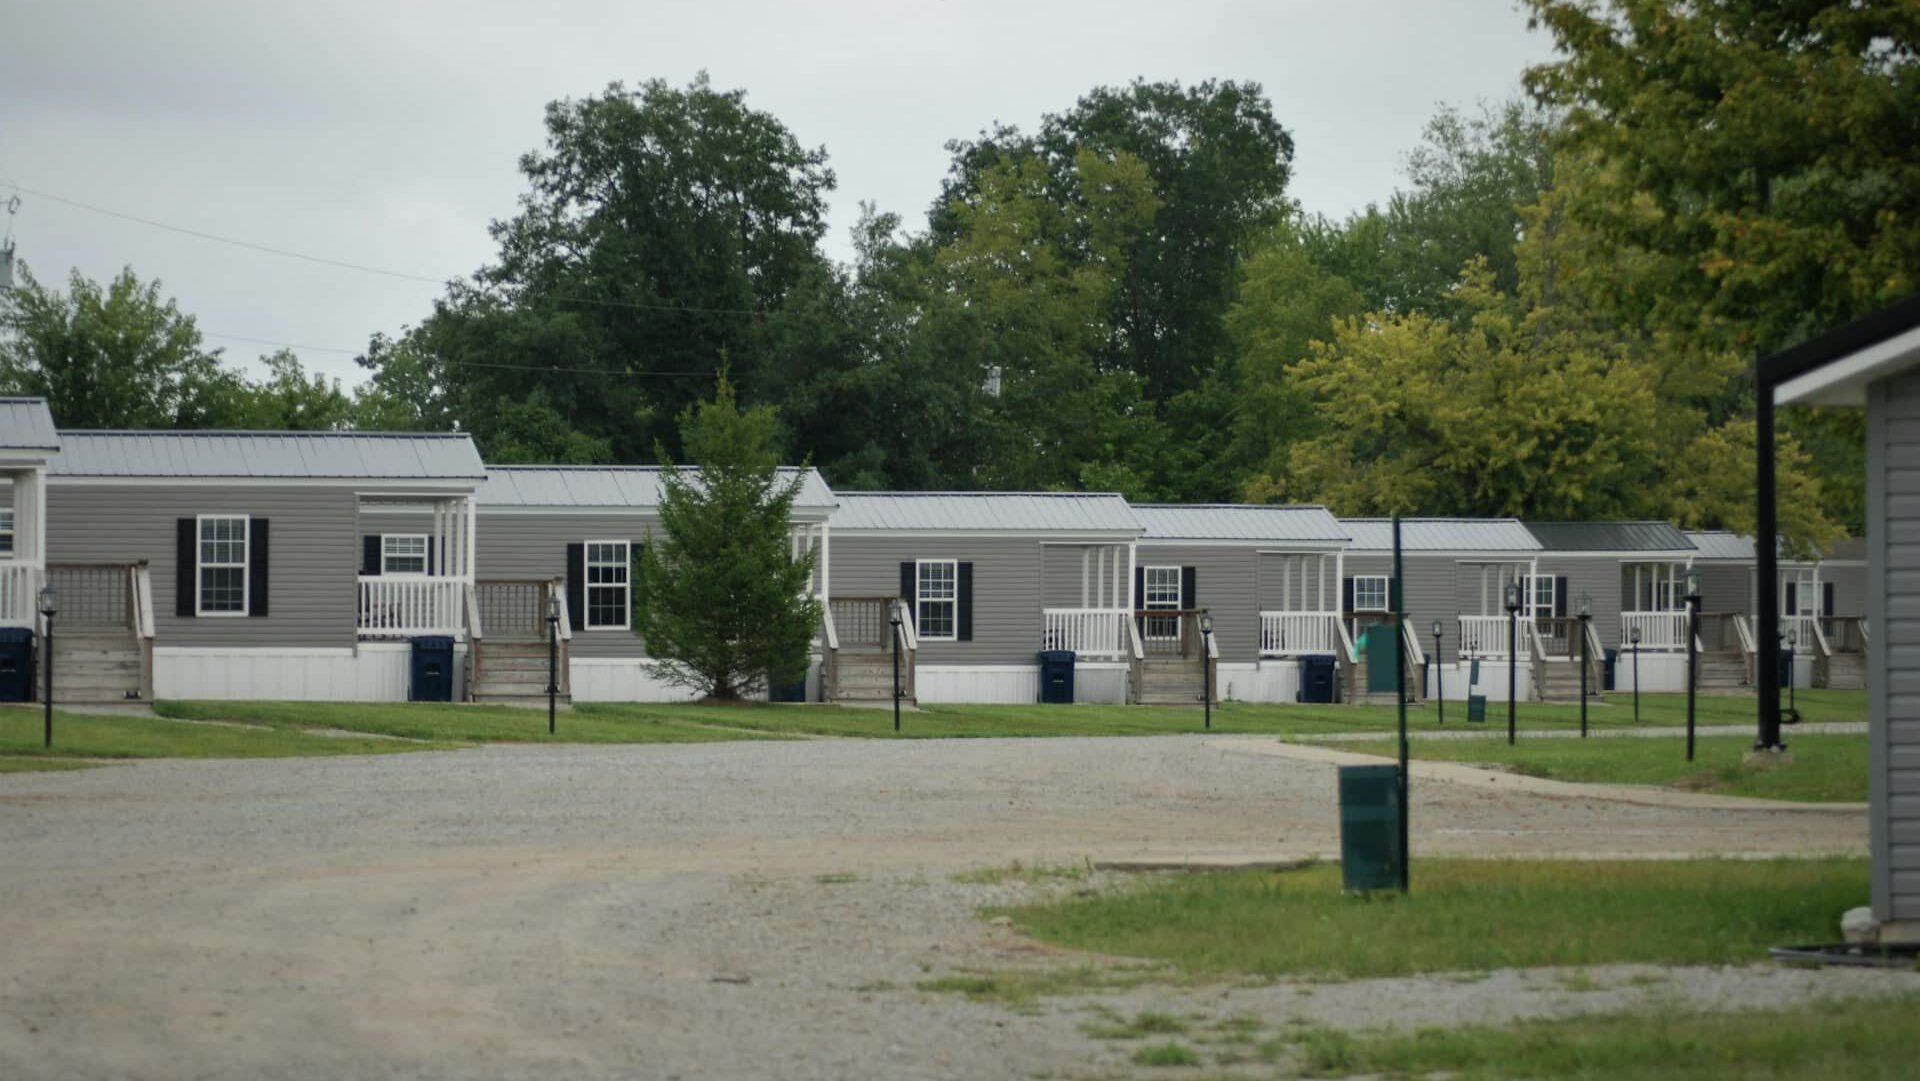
[1628,626,1642,724]
[545,592,559,735]
[1684,569,1701,761]
[1431,619,1444,726]
[38,583,57,749]
[1199,611,1213,730]
[1504,581,1521,745]
[889,610,903,733]
[1577,592,1592,738]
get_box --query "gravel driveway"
[0,736,1890,1080]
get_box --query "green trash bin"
[1338,764,1403,893]
[1467,695,1488,723]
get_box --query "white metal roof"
[1339,517,1542,552]
[1685,531,1756,561]
[0,398,60,453]
[830,492,1141,534]
[480,465,836,510]
[1132,504,1347,543]
[49,431,485,481]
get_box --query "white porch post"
[465,494,477,581]
[1126,542,1136,611]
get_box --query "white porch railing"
[1458,615,1513,657]
[1259,611,1341,656]
[0,560,41,629]
[358,576,466,638]
[1621,611,1689,651]
[1783,614,1820,652]
[1042,607,1131,660]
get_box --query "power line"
[199,329,708,378]
[1,180,773,317]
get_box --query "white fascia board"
[49,475,482,491]
[1774,323,1920,407]
[829,529,1141,542]
[1139,538,1347,550]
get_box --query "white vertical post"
[1126,542,1137,611]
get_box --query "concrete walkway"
[1212,737,1868,814]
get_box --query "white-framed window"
[916,559,957,641]
[0,507,13,557]
[1143,565,1182,639]
[584,541,631,630]
[1524,574,1556,620]
[197,514,249,616]
[382,534,429,576]
[1352,575,1389,612]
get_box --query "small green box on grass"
[1467,694,1487,723]
[1337,764,1402,892]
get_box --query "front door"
[1366,619,1400,693]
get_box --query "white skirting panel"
[1217,660,1301,704]
[1074,663,1129,706]
[915,664,1040,704]
[569,658,702,703]
[1609,651,1695,694]
[1425,659,1535,702]
[154,643,458,701]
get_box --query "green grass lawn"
[1281,996,1920,1080]
[579,688,1863,740]
[0,706,453,764]
[154,700,784,745]
[1335,732,1868,803]
[994,858,1866,980]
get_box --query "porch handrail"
[1731,614,1756,656]
[131,563,156,640]
[357,575,465,637]
[1259,610,1342,656]
[893,597,919,653]
[1334,616,1357,664]
[1810,618,1834,659]
[1042,607,1131,659]
[1457,615,1512,657]
[1401,619,1426,669]
[1621,610,1690,651]
[464,585,484,643]
[1127,614,1145,662]
[821,605,839,652]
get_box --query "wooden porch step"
[470,693,574,708]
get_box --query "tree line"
[5,0,1915,551]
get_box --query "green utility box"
[1337,764,1403,893]
[1467,694,1488,723]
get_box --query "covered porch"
[1257,550,1346,658]
[1042,541,1134,661]
[1456,560,1537,658]
[355,494,477,640]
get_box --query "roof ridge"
[1134,502,1330,511]
[489,463,813,471]
[58,429,471,439]
[836,490,1126,498]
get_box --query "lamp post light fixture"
[1577,592,1592,739]
[1431,619,1444,727]
[889,610,904,733]
[1199,611,1214,730]
[1684,569,1701,761]
[1628,626,1642,724]
[1503,581,1521,746]
[37,584,56,749]
[545,592,560,735]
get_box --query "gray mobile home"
[42,429,485,701]
[1685,530,1868,689]
[1129,504,1348,704]
[1522,521,1697,696]
[1339,518,1543,702]
[1760,292,1920,944]
[362,465,836,703]
[825,492,1142,704]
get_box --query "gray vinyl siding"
[46,482,357,647]
[1869,370,1920,923]
[1342,553,1468,654]
[832,533,1044,665]
[1693,564,1753,616]
[368,510,658,659]
[1136,544,1260,663]
[1538,558,1624,650]
[1824,563,1869,617]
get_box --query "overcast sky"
[1,1,1553,388]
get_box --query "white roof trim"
[1774,322,1920,406]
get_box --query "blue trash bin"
[1296,655,1338,703]
[0,628,33,702]
[1038,650,1076,704]
[410,636,456,702]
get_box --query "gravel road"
[0,735,1896,1080]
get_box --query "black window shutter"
[426,540,436,576]
[1554,576,1569,617]
[1823,582,1835,616]
[361,534,382,576]
[176,518,196,617]
[248,519,270,618]
[899,562,916,608]
[1180,566,1197,610]
[1133,566,1144,611]
[1785,581,1797,615]
[957,562,973,641]
[1342,577,1355,613]
[631,541,645,625]
[566,544,586,627]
